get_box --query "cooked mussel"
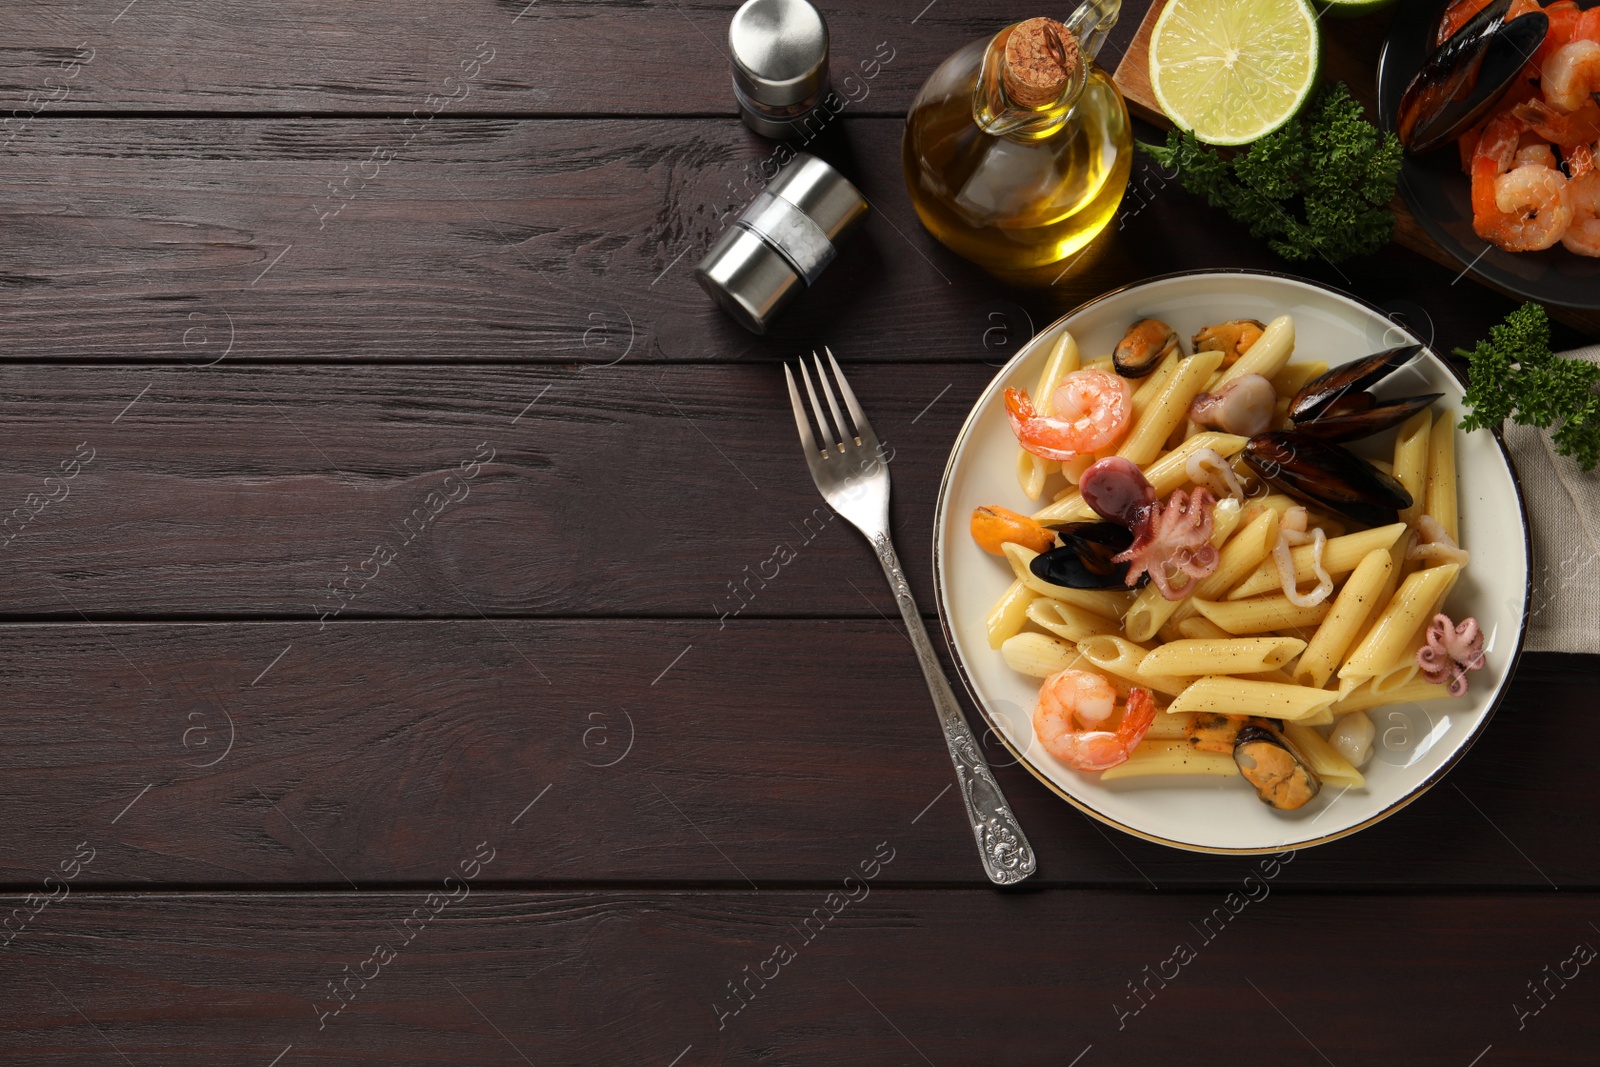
[1187,713,1276,755]
[1030,521,1136,589]
[1397,0,1549,154]
[1292,393,1444,443]
[1243,431,1413,527]
[1288,344,1423,422]
[1113,318,1179,378]
[1233,724,1320,811]
[1192,319,1266,366]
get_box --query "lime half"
[1149,0,1321,146]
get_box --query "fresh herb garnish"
[1458,303,1600,470]
[1138,83,1403,264]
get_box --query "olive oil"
[902,3,1132,285]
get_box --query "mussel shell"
[1292,393,1445,443]
[1243,431,1414,527]
[1233,725,1320,811]
[1321,391,1377,418]
[1031,521,1136,589]
[1113,319,1178,379]
[1288,344,1423,421]
[1398,2,1549,154]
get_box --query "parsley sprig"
[1138,84,1403,264]
[1458,303,1600,470]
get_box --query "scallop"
[1329,711,1375,769]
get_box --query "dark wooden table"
[0,1,1595,1063]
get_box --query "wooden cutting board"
[1112,1,1600,336]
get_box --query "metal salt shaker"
[729,0,831,140]
[693,153,868,335]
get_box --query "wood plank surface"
[0,616,1587,889]
[0,361,985,617]
[0,115,1577,366]
[0,889,1593,1064]
[0,0,1146,117]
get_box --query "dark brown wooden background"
[0,0,1594,1063]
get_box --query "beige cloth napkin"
[1499,344,1600,653]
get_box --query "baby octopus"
[1417,613,1487,696]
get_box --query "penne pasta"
[1177,616,1232,641]
[1282,723,1366,789]
[1076,634,1192,696]
[1329,676,1453,714]
[1099,740,1240,780]
[1337,562,1460,694]
[1060,453,1094,484]
[1144,714,1191,741]
[1017,446,1049,501]
[1393,407,1432,528]
[1270,359,1327,397]
[1002,543,1137,619]
[1166,676,1340,722]
[1156,619,1189,644]
[1128,349,1184,417]
[1015,331,1082,500]
[1227,522,1407,600]
[1192,594,1332,635]
[1208,314,1295,391]
[1425,412,1459,542]
[1118,349,1226,465]
[1291,548,1393,689]
[986,578,1036,650]
[1031,432,1249,523]
[1000,632,1080,678]
[1141,637,1307,677]
[1026,597,1119,643]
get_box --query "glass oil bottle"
[901,1,1132,284]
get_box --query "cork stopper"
[1002,17,1079,108]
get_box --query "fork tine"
[824,346,873,441]
[813,350,853,447]
[784,363,821,460]
[798,356,839,451]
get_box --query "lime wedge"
[1149,0,1321,146]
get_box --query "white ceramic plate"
[932,270,1531,853]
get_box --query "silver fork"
[784,349,1036,886]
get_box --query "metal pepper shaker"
[694,153,867,334]
[728,0,831,140]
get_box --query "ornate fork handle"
[873,533,1037,885]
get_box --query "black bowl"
[1376,0,1600,309]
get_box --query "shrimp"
[1514,97,1600,146]
[1578,7,1600,44]
[1534,0,1582,78]
[1568,140,1597,179]
[1032,670,1155,771]
[1515,141,1559,169]
[1474,113,1574,249]
[1562,169,1600,255]
[1472,110,1524,220]
[1542,39,1600,113]
[1488,165,1573,249]
[1004,367,1133,462]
